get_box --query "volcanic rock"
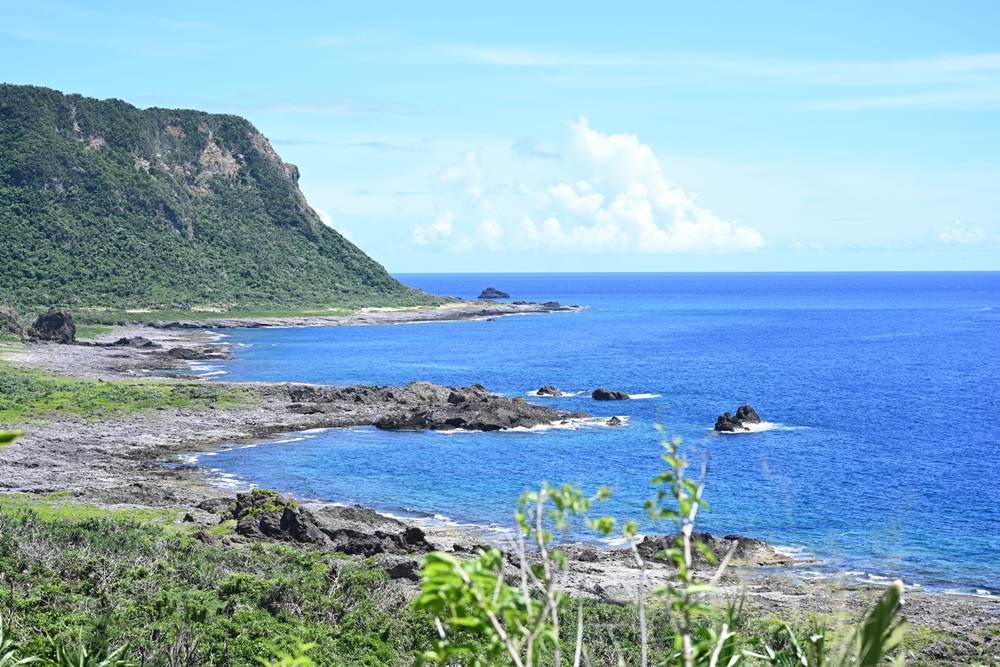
[714,405,762,432]
[537,385,564,396]
[592,388,630,401]
[27,307,75,343]
[478,287,510,299]
[606,416,625,426]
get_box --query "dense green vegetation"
[0,84,447,311]
[0,482,987,665]
[0,362,249,425]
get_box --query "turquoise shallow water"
[183,273,1000,594]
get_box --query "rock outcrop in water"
[537,385,564,396]
[478,287,510,299]
[286,381,588,431]
[27,306,76,343]
[714,405,762,432]
[592,388,630,401]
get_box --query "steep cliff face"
[0,84,427,308]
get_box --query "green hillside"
[0,84,439,311]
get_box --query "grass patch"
[0,362,252,426]
[74,323,117,339]
[0,492,181,523]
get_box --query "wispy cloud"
[446,46,1000,110]
[343,140,431,152]
[511,137,561,160]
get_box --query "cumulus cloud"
[413,212,455,246]
[412,117,765,254]
[937,220,989,244]
[315,208,335,227]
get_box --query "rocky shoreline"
[1,322,998,648]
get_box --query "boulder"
[542,301,562,308]
[606,416,624,427]
[592,388,630,401]
[478,287,510,300]
[27,307,75,343]
[536,385,563,397]
[714,405,762,432]
[0,303,24,340]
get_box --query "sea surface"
[186,273,1000,595]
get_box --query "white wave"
[525,390,586,397]
[437,417,620,434]
[772,545,813,560]
[269,436,309,444]
[300,427,331,434]
[175,454,200,465]
[628,393,662,399]
[198,370,228,377]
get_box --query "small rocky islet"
[714,405,763,432]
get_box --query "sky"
[2,0,999,272]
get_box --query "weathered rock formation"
[478,287,510,299]
[286,381,588,431]
[27,307,75,343]
[637,532,794,567]
[0,303,24,340]
[714,405,762,432]
[592,388,630,401]
[224,490,434,557]
[537,385,564,396]
[165,345,232,360]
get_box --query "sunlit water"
[178,273,1000,595]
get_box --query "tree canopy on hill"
[0,84,438,310]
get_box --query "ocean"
[184,273,1000,595]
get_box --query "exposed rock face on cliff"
[27,307,76,343]
[286,381,588,431]
[0,84,433,309]
[714,405,762,432]
[478,287,511,299]
[592,388,630,401]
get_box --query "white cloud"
[315,208,335,227]
[937,220,989,244]
[413,212,455,246]
[411,118,765,255]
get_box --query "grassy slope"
[0,84,450,311]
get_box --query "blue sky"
[3,1,999,272]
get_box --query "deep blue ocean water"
[187,273,1000,594]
